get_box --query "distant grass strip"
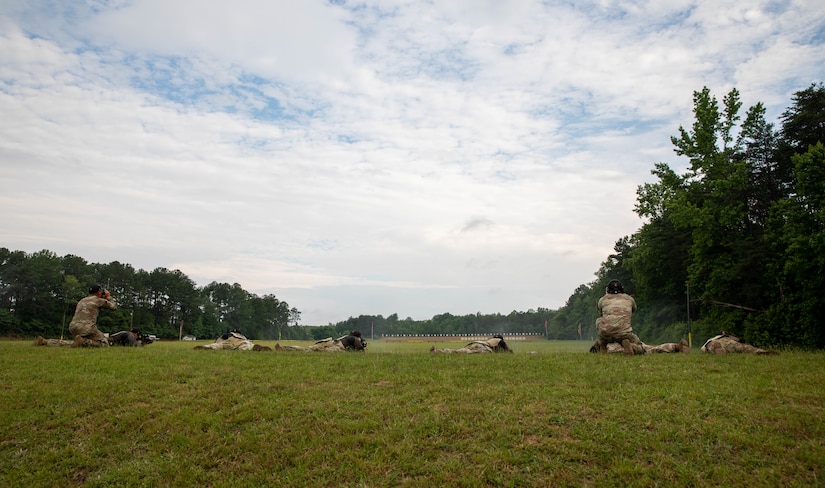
[1,340,823,487]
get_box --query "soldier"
[339,330,367,351]
[429,335,513,354]
[590,339,690,354]
[69,284,116,348]
[595,279,644,355]
[275,337,347,352]
[108,328,153,346]
[194,329,271,351]
[644,339,690,353]
[275,330,368,352]
[701,331,778,355]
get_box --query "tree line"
[0,246,558,341]
[2,84,823,348]
[314,310,556,341]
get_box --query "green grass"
[1,339,823,487]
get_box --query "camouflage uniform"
[275,337,346,352]
[68,294,117,347]
[592,340,689,354]
[644,340,690,353]
[33,336,73,346]
[430,336,513,354]
[596,292,643,354]
[701,332,776,355]
[195,331,271,351]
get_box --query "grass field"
[1,339,823,487]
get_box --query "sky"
[1,1,824,325]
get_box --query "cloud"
[80,1,358,82]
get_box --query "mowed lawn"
[1,339,823,487]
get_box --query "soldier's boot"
[599,344,607,354]
[275,343,284,351]
[72,335,86,348]
[252,344,271,351]
[34,336,48,346]
[677,339,690,353]
[621,339,635,355]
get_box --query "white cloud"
[82,0,358,83]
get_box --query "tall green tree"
[201,282,255,337]
[778,82,825,158]
[250,294,290,340]
[761,143,825,348]
[635,87,777,339]
[10,250,64,335]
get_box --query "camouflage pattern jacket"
[69,295,117,331]
[596,293,637,337]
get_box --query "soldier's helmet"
[606,279,624,294]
